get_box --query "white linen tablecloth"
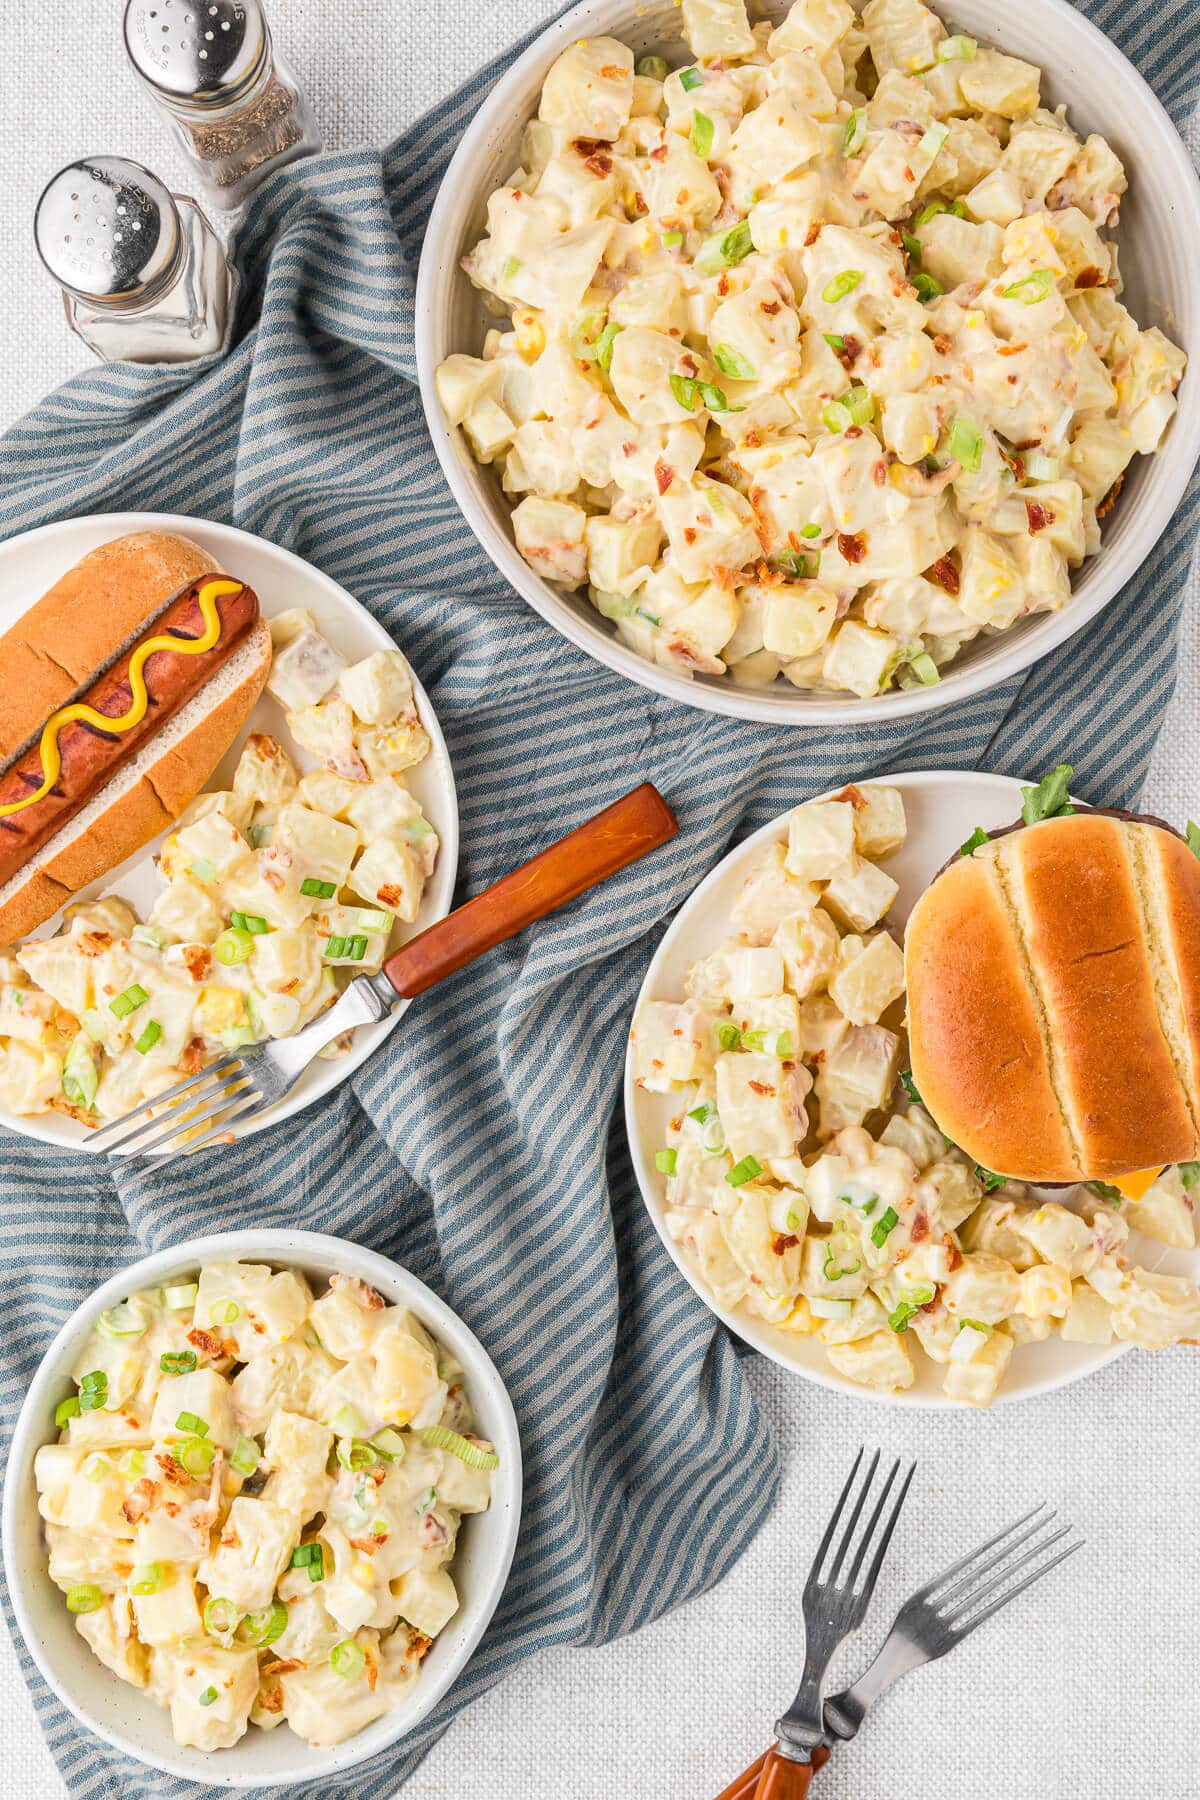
[0,3,1197,1795]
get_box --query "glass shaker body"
[35,158,238,366]
[123,0,320,210]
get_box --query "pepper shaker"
[34,157,237,365]
[123,0,320,210]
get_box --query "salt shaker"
[34,157,237,365]
[123,0,320,210]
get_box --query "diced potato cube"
[715,1052,810,1161]
[274,803,359,888]
[392,1565,460,1639]
[941,1252,1021,1324]
[726,946,785,1003]
[1011,1204,1096,1277]
[538,38,634,141]
[233,733,299,806]
[261,1412,333,1523]
[359,718,432,781]
[795,993,851,1061]
[825,1327,915,1391]
[165,812,249,886]
[197,1498,296,1613]
[823,855,899,931]
[266,630,346,712]
[1126,1168,1197,1248]
[844,784,906,859]
[822,621,901,698]
[150,1367,238,1447]
[1018,1263,1072,1319]
[682,0,756,60]
[762,581,837,658]
[827,932,904,1025]
[1060,1279,1113,1344]
[774,907,841,997]
[942,1327,1013,1406]
[373,1317,447,1428]
[349,837,426,923]
[338,651,415,727]
[295,770,365,822]
[132,1570,204,1647]
[730,842,819,943]
[167,1644,259,1751]
[631,1000,718,1090]
[785,800,855,882]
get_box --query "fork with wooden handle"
[715,1500,1083,1800]
[86,782,678,1163]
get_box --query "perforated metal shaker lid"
[123,0,268,107]
[34,158,182,306]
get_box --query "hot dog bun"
[0,533,271,945]
[905,812,1200,1183]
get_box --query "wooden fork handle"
[716,1744,830,1800]
[381,782,678,999]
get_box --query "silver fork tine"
[825,1447,880,1586]
[932,1506,1057,1611]
[859,1459,917,1597]
[110,1075,258,1160]
[132,1092,264,1166]
[944,1523,1074,1621]
[917,1503,1050,1603]
[808,1444,865,1585]
[86,1055,243,1149]
[846,1457,900,1589]
[947,1539,1083,1641]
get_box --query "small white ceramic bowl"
[2,1230,522,1789]
[417,0,1200,724]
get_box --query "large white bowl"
[417,0,1200,724]
[2,1230,523,1788]
[625,769,1200,1406]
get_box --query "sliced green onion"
[662,229,684,249]
[901,230,923,262]
[78,1370,108,1411]
[822,269,863,304]
[160,1350,197,1375]
[82,1453,112,1483]
[415,1486,439,1515]
[130,923,165,950]
[842,107,867,155]
[888,1300,920,1332]
[595,321,623,372]
[229,911,269,934]
[822,400,853,434]
[109,984,148,1020]
[245,823,270,849]
[330,1640,366,1680]
[742,1027,794,1058]
[230,1433,260,1477]
[912,271,943,304]
[822,332,845,351]
[97,1303,144,1340]
[679,65,703,91]
[130,1563,166,1596]
[712,343,756,381]
[62,1039,99,1111]
[972,1164,1007,1191]
[351,908,393,933]
[570,311,607,360]
[176,1411,209,1438]
[700,1113,727,1155]
[337,1438,377,1472]
[236,1601,288,1647]
[870,1205,900,1248]
[119,1449,146,1478]
[204,1596,240,1636]
[66,1585,103,1615]
[937,33,977,59]
[501,256,521,286]
[291,1542,325,1581]
[810,1297,853,1319]
[948,416,983,472]
[1001,268,1055,304]
[55,1396,80,1428]
[210,1299,242,1325]
[1087,1181,1124,1205]
[960,826,989,857]
[134,1020,162,1055]
[687,1102,715,1124]
[800,523,822,539]
[690,110,714,157]
[176,1436,216,1476]
[694,219,753,275]
[164,1282,198,1311]
[80,1369,107,1390]
[214,927,254,966]
[918,121,949,159]
[715,1022,742,1051]
[371,1427,407,1461]
[418,1423,502,1470]
[329,1404,365,1438]
[823,1246,861,1281]
[900,1071,921,1105]
[1021,762,1074,824]
[726,1155,762,1188]
[1024,450,1059,480]
[843,385,875,425]
[198,1686,219,1707]
[323,935,347,960]
[655,1148,677,1175]
[189,857,217,884]
[636,52,670,79]
[906,651,940,686]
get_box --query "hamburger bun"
[905,811,1200,1183]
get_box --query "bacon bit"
[910,1211,930,1243]
[834,783,865,810]
[77,931,114,957]
[711,563,740,592]
[836,334,862,371]
[1025,500,1054,534]
[179,945,212,984]
[654,459,675,495]
[407,1629,434,1662]
[188,1325,225,1359]
[838,531,866,564]
[571,137,613,176]
[804,219,823,247]
[996,342,1027,358]
[742,428,762,449]
[929,555,960,596]
[1096,472,1124,518]
[1074,265,1104,288]
[997,444,1025,482]
[944,1234,963,1272]
[1013,437,1040,451]
[872,460,888,487]
[649,143,668,162]
[667,639,718,671]
[262,866,285,892]
[772,1233,800,1254]
[259,1684,284,1715]
[350,1536,382,1555]
[599,63,625,78]
[121,1478,160,1525]
[680,352,699,376]
[156,1451,192,1489]
[181,1035,206,1076]
[845,424,863,439]
[632,190,648,216]
[280,977,300,995]
[261,1658,304,1677]
[761,299,781,315]
[932,333,952,356]
[683,527,698,545]
[51,1098,98,1127]
[748,1080,776,1096]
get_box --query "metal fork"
[718,1500,1083,1800]
[84,782,677,1165]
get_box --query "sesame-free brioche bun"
[904,812,1200,1183]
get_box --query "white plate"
[0,512,459,1151]
[625,769,1200,1408]
[3,1229,522,1788]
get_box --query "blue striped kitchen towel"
[1,0,1198,1794]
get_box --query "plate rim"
[0,511,460,1154]
[623,767,1146,1410]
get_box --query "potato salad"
[0,614,439,1124]
[437,0,1185,698]
[34,1263,496,1752]
[631,786,1200,1405]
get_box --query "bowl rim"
[2,1228,523,1789]
[415,0,1200,725]
[622,767,1141,1408]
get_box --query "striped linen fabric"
[1,2,1198,1794]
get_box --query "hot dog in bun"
[0,531,270,944]
[905,766,1200,1186]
